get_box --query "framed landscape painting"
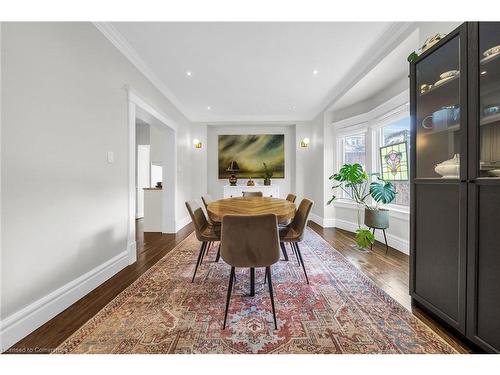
[218,134,285,179]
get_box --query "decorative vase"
[264,178,271,186]
[364,208,389,229]
[229,174,237,186]
[247,178,255,186]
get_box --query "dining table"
[206,196,296,296]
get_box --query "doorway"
[127,90,177,264]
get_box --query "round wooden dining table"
[206,196,296,225]
[207,196,296,296]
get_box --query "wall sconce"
[193,138,202,149]
[300,137,310,148]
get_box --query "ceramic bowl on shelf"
[440,70,459,79]
[484,45,500,57]
[434,154,460,178]
[487,169,500,177]
[483,105,500,116]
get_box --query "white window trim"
[333,98,410,211]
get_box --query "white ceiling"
[333,29,419,111]
[110,22,401,122]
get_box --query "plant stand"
[368,227,389,254]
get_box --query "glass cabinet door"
[479,22,500,178]
[415,36,461,179]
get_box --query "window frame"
[334,103,410,211]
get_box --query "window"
[343,133,366,167]
[379,117,410,207]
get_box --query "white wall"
[0,22,194,350]
[206,124,296,199]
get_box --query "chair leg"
[295,243,309,284]
[280,242,289,261]
[192,242,207,282]
[215,243,221,262]
[266,267,278,329]
[370,228,375,251]
[291,243,300,264]
[203,242,212,261]
[223,267,235,329]
[383,229,389,255]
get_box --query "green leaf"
[407,51,419,63]
[369,180,396,204]
[355,228,375,248]
[334,163,366,184]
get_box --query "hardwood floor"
[6,220,474,353]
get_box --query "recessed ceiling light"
[312,69,319,76]
[186,71,192,77]
[207,106,211,110]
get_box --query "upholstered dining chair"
[185,201,221,282]
[201,194,221,260]
[221,213,280,329]
[285,193,297,203]
[278,198,314,284]
[242,191,263,197]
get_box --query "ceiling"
[333,29,419,111]
[110,22,402,122]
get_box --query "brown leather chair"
[185,201,221,282]
[221,213,280,329]
[279,198,314,284]
[285,193,297,203]
[242,191,263,197]
[201,195,221,260]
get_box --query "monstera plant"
[328,163,396,250]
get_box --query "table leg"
[250,267,255,296]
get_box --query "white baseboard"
[334,218,409,255]
[309,213,335,228]
[175,215,191,232]
[0,250,129,352]
[127,241,137,265]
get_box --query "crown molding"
[93,22,192,121]
[318,22,417,116]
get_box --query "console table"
[223,185,280,198]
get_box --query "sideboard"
[223,185,280,198]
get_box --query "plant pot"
[364,208,389,229]
[263,178,271,186]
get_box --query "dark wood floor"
[6,220,473,353]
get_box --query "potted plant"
[262,162,273,186]
[327,163,396,249]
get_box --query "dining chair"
[201,194,221,260]
[221,213,280,329]
[242,191,263,197]
[185,201,221,282]
[285,193,297,203]
[278,198,314,284]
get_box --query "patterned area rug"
[54,228,456,354]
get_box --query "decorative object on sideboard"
[328,163,396,252]
[262,162,273,186]
[193,138,202,149]
[434,154,460,178]
[218,134,285,179]
[300,137,310,147]
[407,33,447,62]
[422,105,460,131]
[226,161,240,186]
[246,178,255,186]
[155,181,162,189]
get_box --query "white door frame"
[127,88,178,264]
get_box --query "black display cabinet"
[410,22,500,353]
